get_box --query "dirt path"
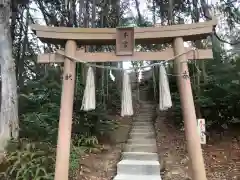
[77,144,122,180]
[155,111,240,180]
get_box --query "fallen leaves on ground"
[155,112,240,180]
[77,144,122,180]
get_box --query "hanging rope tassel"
[81,66,96,111]
[159,65,172,111]
[121,71,133,116]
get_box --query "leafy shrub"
[6,64,120,180]
[148,42,240,132]
[20,112,59,143]
[197,56,240,130]
[0,140,55,180]
[76,135,98,147]
[69,145,85,178]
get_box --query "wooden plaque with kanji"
[116,27,134,56]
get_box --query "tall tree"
[0,0,19,151]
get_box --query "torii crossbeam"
[38,47,212,63]
[31,19,217,180]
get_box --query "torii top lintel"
[31,19,217,46]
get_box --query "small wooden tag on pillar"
[116,27,134,56]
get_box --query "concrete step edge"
[114,174,162,180]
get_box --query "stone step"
[113,102,162,180]
[131,126,154,130]
[117,160,160,175]
[122,152,159,161]
[131,128,154,133]
[114,174,162,180]
[134,118,153,121]
[127,138,156,144]
[134,120,152,123]
[130,132,155,139]
[128,138,156,144]
[131,129,154,133]
[133,120,152,123]
[133,121,152,125]
[135,119,152,121]
[137,116,153,118]
[133,123,153,126]
[137,114,153,116]
[131,128,154,132]
[139,105,153,107]
[133,122,153,126]
[138,114,153,115]
[136,114,153,116]
[125,143,157,152]
[139,108,153,110]
[132,128,154,132]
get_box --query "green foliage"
[18,69,62,143]
[105,81,122,112]
[147,39,240,132]
[69,145,85,178]
[197,53,240,130]
[0,63,120,179]
[19,66,118,140]
[0,140,55,180]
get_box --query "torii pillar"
[54,40,77,180]
[173,37,207,180]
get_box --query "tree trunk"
[82,0,90,84]
[168,0,173,25]
[192,0,203,118]
[134,0,142,25]
[11,0,18,43]
[79,0,84,26]
[199,0,210,85]
[110,0,122,91]
[152,0,156,24]
[18,6,30,89]
[0,0,19,151]
[15,9,24,89]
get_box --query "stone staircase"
[114,102,162,180]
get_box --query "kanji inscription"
[116,27,134,56]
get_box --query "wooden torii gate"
[31,19,217,180]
